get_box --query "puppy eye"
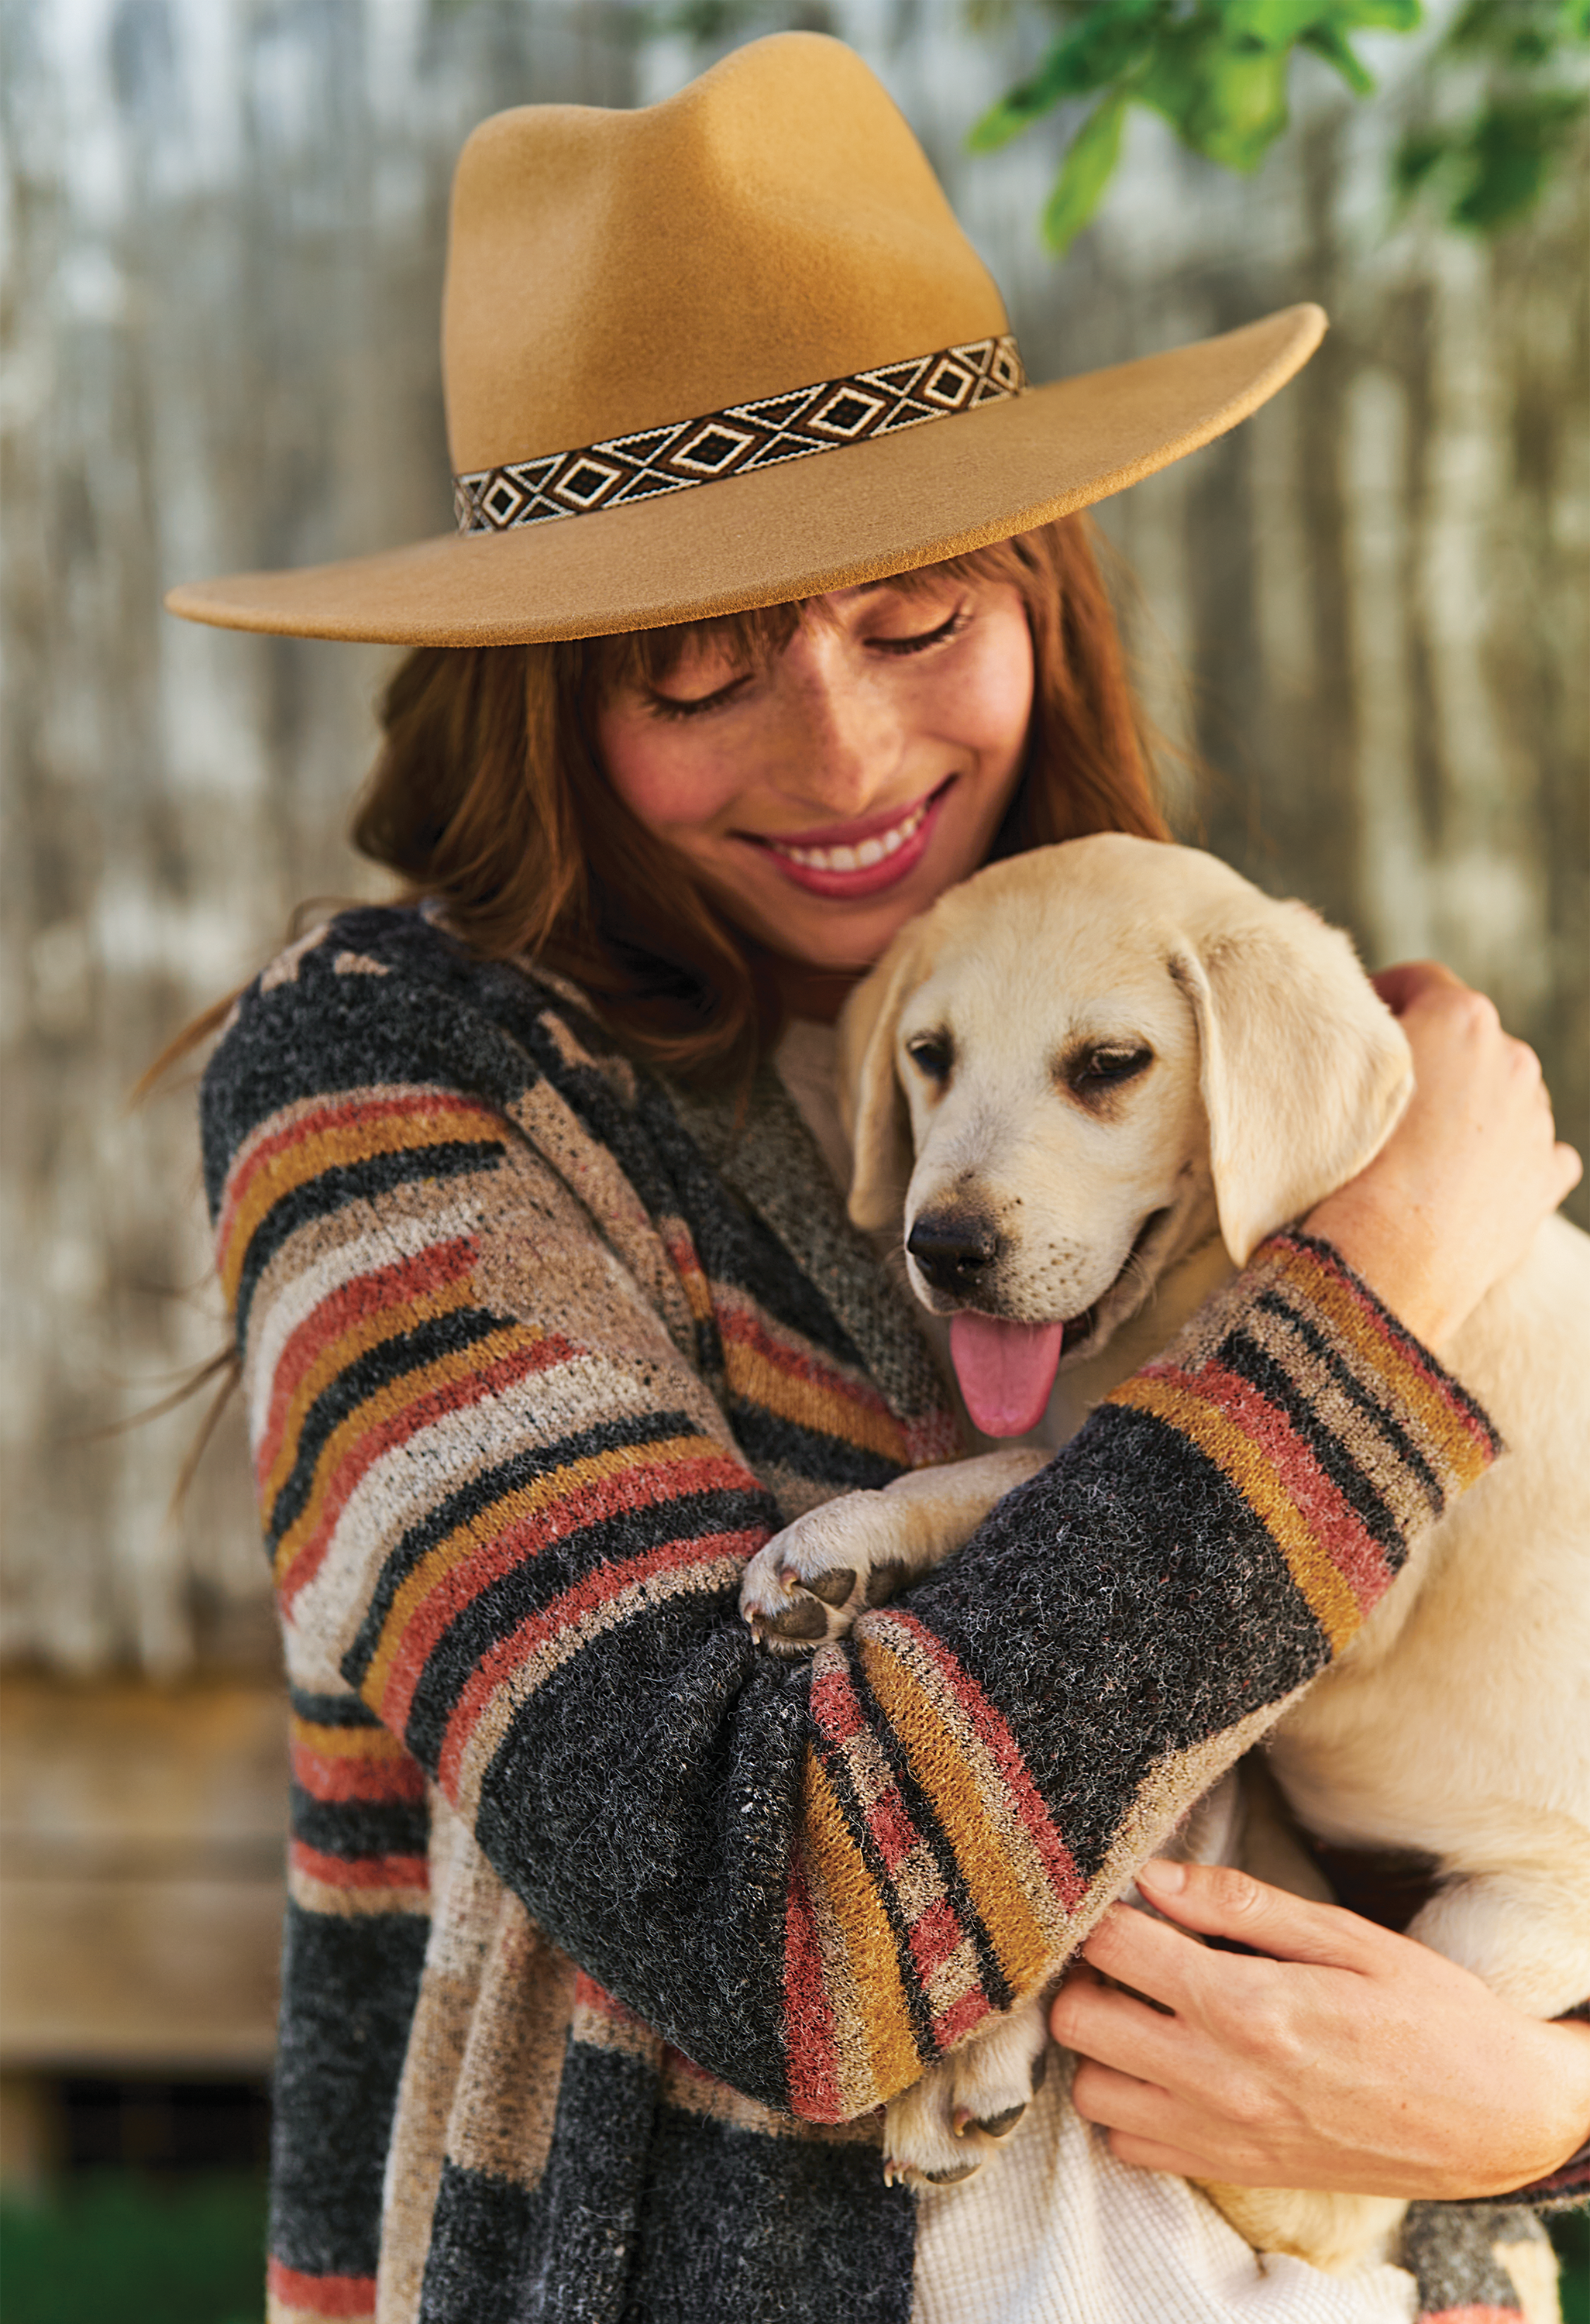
[906,1033,953,1084]
[1071,1044,1152,1092]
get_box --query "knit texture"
[200,906,1560,2324]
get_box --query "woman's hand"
[1304,961,1580,1350]
[1049,1859,1590,2198]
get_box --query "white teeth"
[766,796,930,872]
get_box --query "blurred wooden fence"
[4,0,1587,1682]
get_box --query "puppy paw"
[739,1495,913,1657]
[882,1996,1051,2188]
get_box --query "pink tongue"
[948,1313,1065,1437]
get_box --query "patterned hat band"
[453,334,1026,535]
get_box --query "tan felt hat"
[165,33,1325,648]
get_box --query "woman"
[169,35,1587,2324]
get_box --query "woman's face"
[595,571,1034,980]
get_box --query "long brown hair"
[352,516,1166,1086]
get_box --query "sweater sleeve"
[203,919,1502,2126]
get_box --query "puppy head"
[842,843,1213,1365]
[841,834,1413,1305]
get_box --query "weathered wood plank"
[0,1674,289,2067]
[3,1,1584,1675]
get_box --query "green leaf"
[1392,123,1456,194]
[1299,17,1378,92]
[1137,23,1292,167]
[968,0,1163,151]
[1041,88,1132,249]
[1214,0,1330,56]
[1451,88,1590,228]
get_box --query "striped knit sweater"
[200,903,1580,2324]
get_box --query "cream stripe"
[247,1201,481,1444]
[1241,1301,1435,1538]
[271,1325,541,1583]
[1270,1244,1488,1483]
[790,1810,876,2121]
[284,1345,681,1675]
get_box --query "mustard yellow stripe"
[801,1751,920,2103]
[290,1717,411,1760]
[857,1632,1054,1991]
[221,1101,502,1307]
[1270,1243,1491,1487]
[723,1341,905,1465]
[270,1323,539,1584]
[262,1277,480,1510]
[1109,1376,1361,1652]
[359,1430,727,1707]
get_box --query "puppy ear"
[837,925,924,1232]
[1172,900,1413,1267]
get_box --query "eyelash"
[645,606,969,720]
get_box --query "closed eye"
[869,607,967,656]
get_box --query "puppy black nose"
[906,1213,1000,1296]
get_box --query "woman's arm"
[1054,968,1588,2203]
[204,917,1564,2125]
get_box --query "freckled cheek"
[945,630,1034,774]
[598,726,743,847]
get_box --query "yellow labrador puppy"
[740,835,1590,2275]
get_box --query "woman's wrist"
[1300,1188,1452,1351]
[1498,2015,1590,2195]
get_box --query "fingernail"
[1137,1858,1185,1893]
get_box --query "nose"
[769,635,904,820]
[906,1212,1001,1298]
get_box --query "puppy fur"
[739,835,1590,2275]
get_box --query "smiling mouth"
[741,777,955,895]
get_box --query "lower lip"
[745,782,953,899]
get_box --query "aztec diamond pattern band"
[453,335,1026,533]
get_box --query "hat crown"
[442,33,1008,472]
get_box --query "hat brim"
[165,304,1323,646]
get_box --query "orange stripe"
[1108,1376,1361,1650]
[220,1098,503,1307]
[360,1431,728,1709]
[801,1751,921,2104]
[260,1275,481,1508]
[859,1631,1054,1989]
[722,1338,906,1463]
[1269,1242,1492,1485]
